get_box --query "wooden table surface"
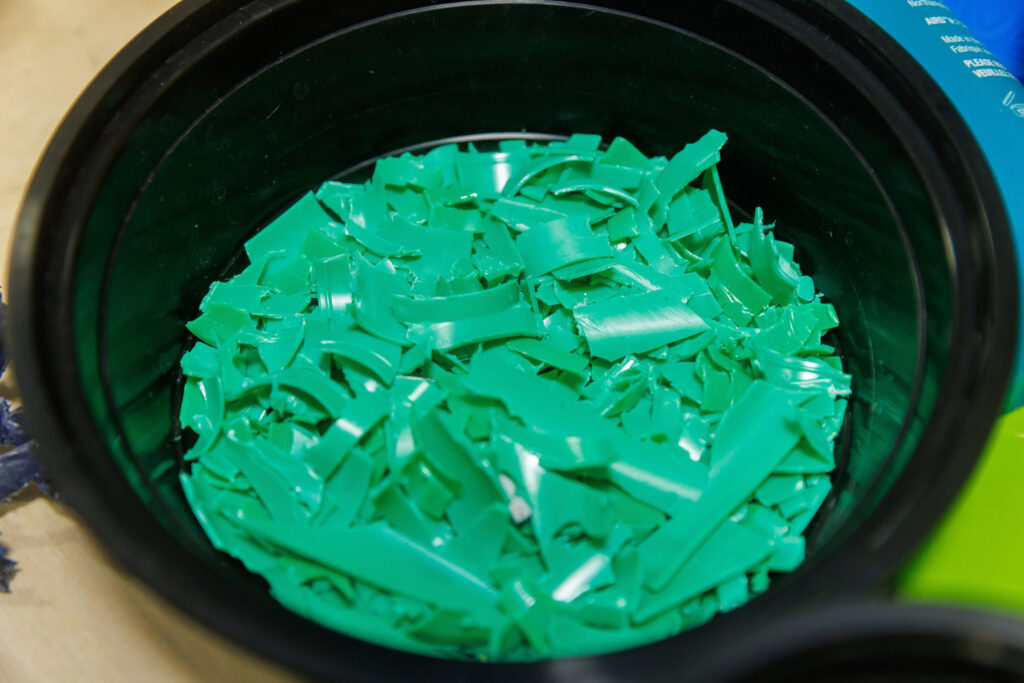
[0,2,297,680]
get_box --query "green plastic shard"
[245,191,340,262]
[606,439,708,514]
[635,520,774,622]
[243,520,501,614]
[393,280,520,323]
[349,254,410,345]
[409,302,540,353]
[506,338,589,375]
[516,215,613,276]
[178,134,847,662]
[574,290,709,361]
[186,304,252,348]
[639,382,804,591]
[600,137,654,170]
[654,130,729,215]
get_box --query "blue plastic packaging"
[945,0,1024,78]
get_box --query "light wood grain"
[0,2,297,681]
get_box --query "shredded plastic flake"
[179,132,850,660]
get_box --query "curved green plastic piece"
[574,290,710,361]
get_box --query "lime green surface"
[901,406,1024,611]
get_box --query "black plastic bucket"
[695,602,1024,682]
[10,1,1017,679]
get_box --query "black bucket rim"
[9,0,1019,679]
[693,601,1024,681]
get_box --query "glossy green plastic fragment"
[461,354,615,438]
[245,192,339,262]
[349,254,410,344]
[601,137,654,170]
[654,130,728,213]
[635,520,773,622]
[516,216,613,276]
[604,439,708,512]
[494,414,615,472]
[179,134,847,662]
[755,474,806,506]
[505,338,589,375]
[767,535,806,572]
[411,407,505,533]
[709,237,772,314]
[410,302,540,353]
[639,382,805,591]
[574,290,709,361]
[186,304,252,348]
[666,187,723,240]
[393,280,520,323]
[316,450,374,528]
[248,520,500,612]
